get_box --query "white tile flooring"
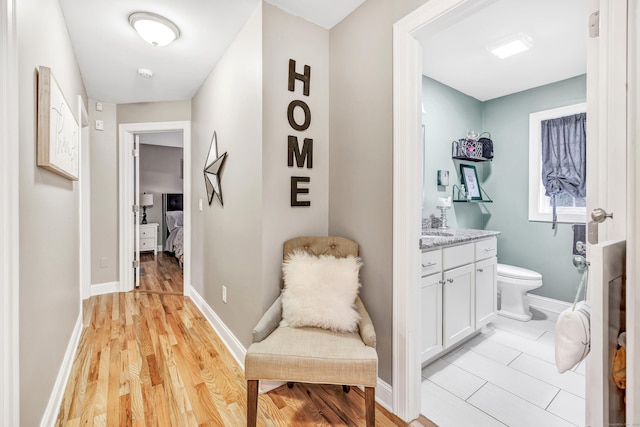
[421,310,586,427]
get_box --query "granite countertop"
[421,227,500,250]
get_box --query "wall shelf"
[452,156,492,162]
[452,184,493,203]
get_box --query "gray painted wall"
[89,100,191,285]
[329,0,429,385]
[190,4,264,346]
[423,75,586,302]
[190,2,330,348]
[482,75,587,302]
[89,100,118,285]
[17,0,86,424]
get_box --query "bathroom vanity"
[420,229,499,364]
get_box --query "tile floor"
[421,309,586,427]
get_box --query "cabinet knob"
[477,268,484,273]
[439,280,445,285]
[447,278,454,283]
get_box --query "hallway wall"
[16,0,87,424]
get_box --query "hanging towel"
[555,263,590,373]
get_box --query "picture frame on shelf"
[460,164,482,200]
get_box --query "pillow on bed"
[165,211,183,232]
[280,250,362,333]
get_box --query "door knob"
[588,208,613,244]
[591,208,613,223]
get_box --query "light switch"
[95,119,104,131]
[95,102,103,112]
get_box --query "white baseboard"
[91,281,118,296]
[40,314,83,427]
[527,294,571,320]
[375,378,393,413]
[188,286,246,369]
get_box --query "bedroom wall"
[190,3,264,345]
[328,0,428,386]
[16,0,87,423]
[139,143,183,247]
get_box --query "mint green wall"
[422,76,483,229]
[424,75,586,302]
[482,75,586,302]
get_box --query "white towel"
[555,300,590,373]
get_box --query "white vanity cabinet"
[475,237,498,328]
[421,236,498,364]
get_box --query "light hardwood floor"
[137,252,183,295]
[62,292,437,426]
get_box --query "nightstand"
[140,223,158,255]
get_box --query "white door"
[133,134,141,289]
[420,272,443,363]
[585,0,630,425]
[442,263,474,348]
[475,257,497,328]
[587,240,626,426]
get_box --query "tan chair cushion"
[245,325,378,387]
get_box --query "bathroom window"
[528,103,587,224]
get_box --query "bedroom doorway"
[136,135,185,295]
[118,121,191,297]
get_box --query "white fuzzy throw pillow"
[281,250,362,333]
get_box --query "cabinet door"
[421,273,443,363]
[443,263,475,348]
[475,257,497,328]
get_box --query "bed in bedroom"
[163,193,184,267]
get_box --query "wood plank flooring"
[60,292,436,426]
[138,252,183,295]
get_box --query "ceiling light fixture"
[487,33,533,59]
[137,68,154,78]
[129,12,180,47]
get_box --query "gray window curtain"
[541,112,586,229]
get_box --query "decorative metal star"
[203,131,228,206]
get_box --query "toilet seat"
[497,263,542,281]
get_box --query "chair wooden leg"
[287,382,294,388]
[342,385,351,393]
[365,386,375,427]
[247,380,259,427]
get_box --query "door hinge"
[132,148,139,157]
[132,205,139,213]
[132,260,140,269]
[589,11,599,38]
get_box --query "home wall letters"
[287,58,312,207]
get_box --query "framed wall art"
[37,66,79,180]
[460,164,482,200]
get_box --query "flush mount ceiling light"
[129,12,180,47]
[487,33,533,59]
[137,68,154,78]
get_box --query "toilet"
[497,263,543,321]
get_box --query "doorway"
[136,132,185,295]
[392,0,632,424]
[119,121,192,297]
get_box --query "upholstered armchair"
[245,236,378,427]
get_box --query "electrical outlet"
[95,119,104,131]
[222,286,227,303]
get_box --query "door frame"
[0,0,19,424]
[119,121,192,296]
[392,0,636,423]
[78,96,91,301]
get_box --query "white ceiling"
[59,0,366,105]
[415,0,587,101]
